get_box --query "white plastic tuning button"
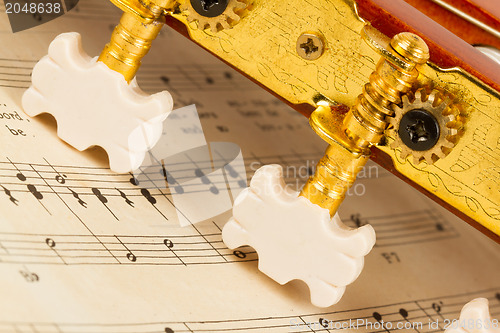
[445,298,500,333]
[222,164,376,307]
[22,32,173,173]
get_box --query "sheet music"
[0,1,499,332]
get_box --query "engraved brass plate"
[171,0,500,235]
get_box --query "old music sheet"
[0,1,499,332]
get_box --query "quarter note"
[92,188,107,204]
[7,156,27,182]
[399,308,421,333]
[140,188,168,220]
[129,175,140,186]
[7,158,50,213]
[92,188,118,220]
[224,164,247,188]
[161,162,184,194]
[372,312,391,333]
[194,168,219,194]
[28,184,43,200]
[16,172,26,181]
[141,188,157,205]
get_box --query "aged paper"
[0,1,499,332]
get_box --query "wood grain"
[356,0,500,93]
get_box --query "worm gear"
[181,0,247,33]
[387,89,462,165]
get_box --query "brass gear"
[387,88,462,165]
[180,0,247,33]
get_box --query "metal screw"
[398,109,440,151]
[297,33,324,60]
[190,0,228,17]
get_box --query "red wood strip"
[356,0,500,93]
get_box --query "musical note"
[194,168,219,195]
[130,175,140,186]
[27,184,43,200]
[44,158,68,184]
[162,238,185,265]
[372,311,391,333]
[432,301,445,320]
[0,229,259,265]
[161,162,184,194]
[16,172,26,181]
[92,188,118,220]
[115,236,137,263]
[399,308,421,333]
[344,210,459,247]
[140,188,169,220]
[141,188,157,205]
[10,160,51,214]
[163,239,174,249]
[224,164,247,188]
[233,250,246,259]
[45,238,66,264]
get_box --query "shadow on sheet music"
[131,104,248,227]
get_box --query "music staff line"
[0,152,456,267]
[0,205,459,266]
[0,58,261,92]
[0,288,498,332]
[0,150,329,204]
[346,209,460,247]
[0,149,389,194]
[0,229,257,266]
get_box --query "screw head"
[190,0,229,17]
[398,109,440,151]
[297,33,324,60]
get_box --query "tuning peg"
[22,2,176,173]
[223,32,431,306]
[223,165,375,307]
[445,298,500,333]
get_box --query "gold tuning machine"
[97,0,176,81]
[300,31,430,216]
